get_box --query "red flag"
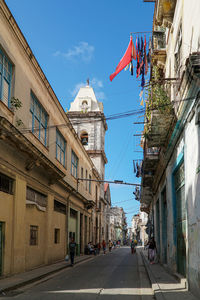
[110,36,136,81]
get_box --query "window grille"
[0,173,13,194]
[30,225,38,245]
[26,186,47,208]
[30,92,48,146]
[54,200,66,214]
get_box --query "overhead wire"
[0,96,197,139]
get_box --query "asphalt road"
[3,247,154,300]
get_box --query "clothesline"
[130,31,152,35]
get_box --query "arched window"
[80,131,88,145]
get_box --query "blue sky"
[5,0,154,226]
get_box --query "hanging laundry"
[133,160,136,173]
[110,36,136,81]
[139,90,144,106]
[130,61,134,75]
[144,35,148,75]
[136,37,140,78]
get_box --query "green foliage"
[10,97,22,111]
[143,66,173,136]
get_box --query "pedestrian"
[97,242,101,254]
[148,237,156,264]
[69,237,76,266]
[108,240,112,252]
[130,240,135,254]
[102,240,106,254]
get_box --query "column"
[11,175,26,273]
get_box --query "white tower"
[67,82,108,201]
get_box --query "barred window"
[26,186,47,208]
[54,200,66,214]
[30,225,38,246]
[0,173,13,194]
[54,228,60,244]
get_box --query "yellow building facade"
[0,0,101,276]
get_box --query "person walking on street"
[108,240,112,252]
[69,237,76,266]
[102,240,106,254]
[148,237,156,264]
[131,240,135,254]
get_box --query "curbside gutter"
[140,250,165,300]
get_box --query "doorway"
[173,161,186,276]
[161,187,167,264]
[0,222,4,276]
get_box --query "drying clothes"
[110,36,136,81]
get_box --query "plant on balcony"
[10,97,24,127]
[10,97,22,112]
[143,66,173,136]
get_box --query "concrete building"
[0,0,102,276]
[131,212,148,245]
[109,207,127,243]
[67,83,108,244]
[141,0,200,297]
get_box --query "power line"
[1,96,196,138]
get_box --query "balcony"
[152,27,166,67]
[145,110,174,148]
[155,0,177,26]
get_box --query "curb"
[0,256,93,296]
[140,251,165,300]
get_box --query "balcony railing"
[146,110,174,148]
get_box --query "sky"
[5,0,154,226]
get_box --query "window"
[0,49,12,107]
[95,185,98,205]
[54,200,66,214]
[30,225,38,245]
[56,130,66,167]
[26,186,47,208]
[85,170,88,190]
[30,92,48,146]
[89,174,91,194]
[174,24,182,78]
[81,167,84,181]
[54,228,60,244]
[0,172,13,194]
[71,150,78,178]
[80,132,88,145]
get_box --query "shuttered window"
[56,130,66,167]
[30,92,48,146]
[0,50,12,107]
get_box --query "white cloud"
[54,42,94,63]
[70,77,106,100]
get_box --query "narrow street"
[2,247,154,300]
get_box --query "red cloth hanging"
[110,36,136,82]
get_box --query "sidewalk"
[0,254,94,295]
[138,247,198,300]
